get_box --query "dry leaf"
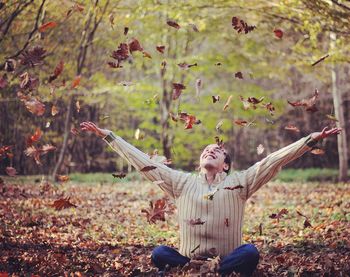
[51,105,59,116]
[274,29,283,39]
[310,148,325,155]
[257,144,265,155]
[51,197,77,211]
[38,21,57,32]
[223,95,232,111]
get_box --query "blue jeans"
[151,244,259,276]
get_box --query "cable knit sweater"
[103,133,316,258]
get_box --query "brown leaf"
[304,219,312,228]
[287,89,319,112]
[112,172,126,179]
[223,95,232,111]
[140,165,157,172]
[124,27,129,35]
[234,71,243,79]
[141,199,167,223]
[234,119,248,127]
[142,51,152,59]
[24,146,41,165]
[167,20,180,29]
[5,59,16,72]
[0,145,12,159]
[51,105,59,116]
[19,72,39,91]
[232,16,256,34]
[40,144,56,154]
[215,62,222,66]
[24,98,45,116]
[6,166,17,177]
[51,197,77,211]
[178,112,200,129]
[178,62,197,69]
[48,60,64,83]
[189,23,199,32]
[311,54,330,66]
[56,175,69,182]
[186,218,205,226]
[19,46,46,67]
[38,21,57,32]
[310,148,325,155]
[110,43,129,68]
[264,102,275,115]
[156,45,165,53]
[274,29,283,39]
[285,125,300,133]
[247,96,264,104]
[172,83,186,100]
[269,208,288,222]
[129,38,143,53]
[215,120,224,132]
[212,95,220,103]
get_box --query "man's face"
[199,144,228,172]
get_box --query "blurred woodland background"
[0,0,349,181]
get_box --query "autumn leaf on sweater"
[140,166,157,172]
[186,218,206,226]
[224,185,243,190]
[51,197,77,211]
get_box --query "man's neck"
[201,170,219,185]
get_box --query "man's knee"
[242,244,259,263]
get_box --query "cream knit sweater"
[103,133,315,258]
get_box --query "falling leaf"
[41,144,56,154]
[19,46,46,66]
[56,175,69,182]
[71,75,81,89]
[48,60,64,83]
[6,166,17,177]
[129,38,143,53]
[19,72,39,91]
[178,112,200,129]
[232,16,256,34]
[247,96,264,104]
[5,59,16,72]
[263,102,275,115]
[215,62,222,66]
[259,223,263,235]
[274,29,283,39]
[212,95,220,103]
[304,219,312,228]
[140,165,157,172]
[167,20,180,29]
[112,173,126,179]
[239,96,251,110]
[215,136,224,147]
[177,62,197,69]
[141,199,168,223]
[110,43,129,68]
[215,120,224,132]
[195,79,202,98]
[224,185,243,190]
[186,218,206,226]
[311,54,330,66]
[27,128,42,146]
[0,145,12,159]
[24,144,56,165]
[124,27,129,35]
[24,98,46,116]
[172,83,186,100]
[288,89,319,113]
[109,13,114,29]
[269,208,288,222]
[51,197,77,211]
[38,21,57,32]
[326,114,338,121]
[156,45,165,53]
[76,100,80,113]
[310,148,325,155]
[134,128,144,140]
[257,144,265,155]
[66,3,84,17]
[189,23,199,32]
[51,105,59,116]
[234,119,248,127]
[142,51,152,58]
[223,95,232,111]
[234,71,243,79]
[285,125,300,133]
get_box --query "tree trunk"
[330,32,348,182]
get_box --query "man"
[80,121,341,276]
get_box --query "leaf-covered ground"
[0,176,349,276]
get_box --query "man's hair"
[223,152,231,174]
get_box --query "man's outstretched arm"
[80,121,192,199]
[236,127,341,200]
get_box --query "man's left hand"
[310,127,342,141]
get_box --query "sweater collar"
[199,171,227,185]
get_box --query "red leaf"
[167,20,180,29]
[48,60,64,83]
[51,197,77,211]
[129,38,143,53]
[156,45,165,53]
[172,83,186,100]
[274,29,283,39]
[178,112,200,129]
[27,128,42,146]
[38,21,57,33]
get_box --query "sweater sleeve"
[235,135,317,200]
[103,132,191,199]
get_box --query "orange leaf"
[51,105,59,116]
[51,197,77,211]
[57,175,69,182]
[38,21,57,32]
[71,75,81,89]
[310,148,325,155]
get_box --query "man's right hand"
[80,121,110,138]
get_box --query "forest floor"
[0,175,349,276]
